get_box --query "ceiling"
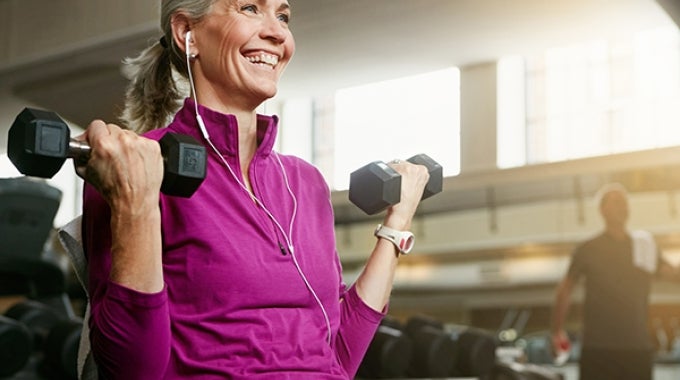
[0,0,677,128]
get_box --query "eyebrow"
[255,0,290,12]
[277,1,290,12]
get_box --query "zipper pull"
[279,243,288,256]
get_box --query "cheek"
[286,35,296,59]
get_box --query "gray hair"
[120,0,216,133]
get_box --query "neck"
[192,94,263,191]
[236,112,258,174]
[194,93,261,164]
[605,224,628,240]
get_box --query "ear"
[170,13,194,56]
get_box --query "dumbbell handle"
[67,139,91,158]
[67,133,205,196]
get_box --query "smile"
[245,53,279,69]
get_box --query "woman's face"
[193,0,295,107]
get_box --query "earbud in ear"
[185,31,192,58]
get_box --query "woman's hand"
[74,120,164,213]
[383,159,430,230]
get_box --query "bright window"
[329,68,461,190]
[498,26,680,168]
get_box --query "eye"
[241,4,257,13]
[277,13,290,24]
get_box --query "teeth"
[246,53,279,67]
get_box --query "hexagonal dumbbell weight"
[7,107,206,197]
[349,153,443,215]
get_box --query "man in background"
[551,183,680,380]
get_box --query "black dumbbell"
[5,300,81,380]
[349,153,443,215]
[7,107,207,197]
[0,315,32,377]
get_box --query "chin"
[258,86,278,101]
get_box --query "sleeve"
[82,184,171,379]
[333,282,386,378]
[566,243,586,281]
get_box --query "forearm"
[109,202,163,293]
[354,240,399,311]
[551,280,572,333]
[354,212,410,312]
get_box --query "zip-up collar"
[169,98,279,158]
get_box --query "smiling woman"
[75,0,431,379]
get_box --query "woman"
[77,0,429,378]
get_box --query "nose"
[260,14,287,43]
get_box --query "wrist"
[374,224,415,255]
[110,194,160,219]
[383,211,411,231]
[111,202,161,233]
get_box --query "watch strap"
[374,224,415,254]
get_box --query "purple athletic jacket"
[82,98,384,379]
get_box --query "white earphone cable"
[185,31,210,141]
[274,152,332,344]
[185,34,331,343]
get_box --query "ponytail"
[119,39,187,134]
[120,0,215,133]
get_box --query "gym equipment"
[0,178,61,263]
[0,315,32,377]
[357,318,413,379]
[521,330,577,367]
[489,361,565,380]
[450,326,498,378]
[349,153,443,215]
[0,178,69,301]
[7,107,207,197]
[5,300,82,380]
[403,315,498,379]
[403,315,457,378]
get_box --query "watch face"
[400,234,414,254]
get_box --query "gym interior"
[2,1,680,379]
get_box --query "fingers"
[73,120,106,179]
[387,159,430,196]
[74,120,164,208]
[384,158,431,228]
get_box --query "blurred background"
[2,0,680,379]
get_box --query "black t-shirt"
[567,232,655,350]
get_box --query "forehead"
[222,0,290,8]
[602,190,627,204]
